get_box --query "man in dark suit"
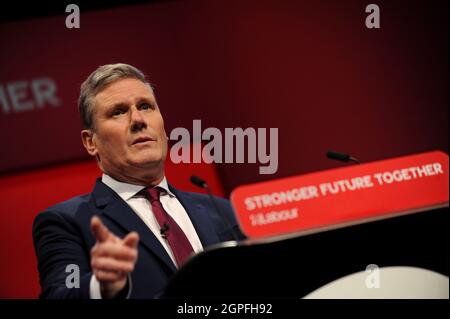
[32,63,243,299]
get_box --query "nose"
[130,106,147,133]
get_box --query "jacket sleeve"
[215,196,247,241]
[32,210,92,299]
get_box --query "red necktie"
[146,187,195,267]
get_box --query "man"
[32,63,244,299]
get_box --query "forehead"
[94,78,155,108]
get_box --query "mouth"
[132,136,156,145]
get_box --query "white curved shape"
[303,266,449,299]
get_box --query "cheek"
[153,112,165,133]
[97,129,127,153]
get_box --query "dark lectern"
[162,207,448,298]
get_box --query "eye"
[139,103,154,110]
[112,108,126,116]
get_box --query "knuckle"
[91,259,100,269]
[132,249,138,258]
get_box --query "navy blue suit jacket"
[32,178,244,299]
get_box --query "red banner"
[231,151,449,239]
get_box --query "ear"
[81,129,98,158]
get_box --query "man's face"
[84,78,168,183]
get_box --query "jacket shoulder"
[38,193,93,218]
[32,193,95,237]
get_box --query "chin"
[131,156,164,168]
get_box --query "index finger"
[91,216,111,243]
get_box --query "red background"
[1,0,447,186]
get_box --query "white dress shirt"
[90,174,204,299]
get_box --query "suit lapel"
[169,186,221,247]
[92,179,177,273]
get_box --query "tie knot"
[146,186,163,203]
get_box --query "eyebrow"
[108,97,156,110]
[109,102,128,109]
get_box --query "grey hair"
[78,63,152,130]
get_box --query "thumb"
[123,231,140,249]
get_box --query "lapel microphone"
[190,175,238,241]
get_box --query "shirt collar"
[102,174,175,201]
